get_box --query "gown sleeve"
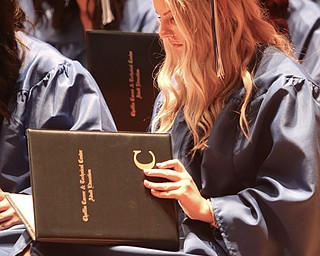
[0,41,116,194]
[211,75,320,255]
[23,60,116,132]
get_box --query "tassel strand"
[210,0,225,78]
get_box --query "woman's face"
[153,0,184,49]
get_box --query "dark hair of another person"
[260,0,289,36]
[0,0,25,120]
[32,0,79,31]
[32,0,126,31]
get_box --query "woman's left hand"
[143,159,213,223]
[0,195,23,230]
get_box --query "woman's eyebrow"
[157,10,171,16]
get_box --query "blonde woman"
[144,0,320,255]
[16,0,320,255]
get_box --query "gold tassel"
[210,0,225,79]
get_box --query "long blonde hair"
[152,0,293,156]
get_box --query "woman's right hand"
[143,159,214,224]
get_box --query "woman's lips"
[170,41,183,48]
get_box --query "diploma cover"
[6,129,179,251]
[86,30,164,132]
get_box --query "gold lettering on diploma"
[82,206,89,222]
[87,169,95,202]
[77,150,96,222]
[128,50,143,117]
[78,150,84,164]
[133,150,156,170]
[79,164,85,185]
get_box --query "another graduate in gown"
[312,0,320,5]
[0,1,116,255]
[18,0,159,67]
[14,0,320,255]
[287,0,320,85]
[260,0,320,85]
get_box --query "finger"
[0,207,15,223]
[155,159,185,172]
[144,180,190,202]
[144,179,180,191]
[0,215,22,230]
[0,189,4,200]
[144,168,182,182]
[150,188,175,199]
[149,186,187,200]
[0,198,10,212]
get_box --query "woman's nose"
[159,21,172,39]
